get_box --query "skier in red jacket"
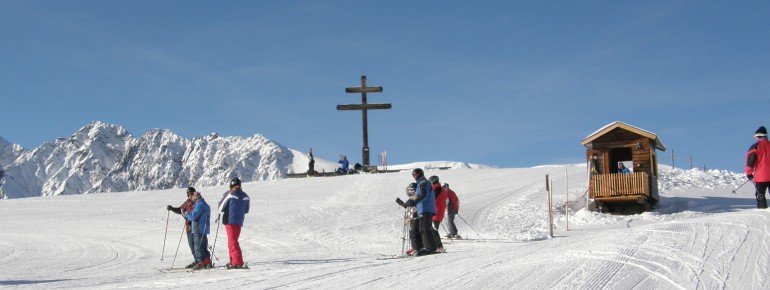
[746,126,770,209]
[443,183,461,239]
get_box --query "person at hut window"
[590,154,603,175]
[618,162,631,174]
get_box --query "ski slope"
[0,165,765,289]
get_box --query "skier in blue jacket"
[404,168,437,255]
[184,191,211,269]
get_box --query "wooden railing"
[590,172,650,199]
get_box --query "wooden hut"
[581,121,666,212]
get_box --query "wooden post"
[671,149,675,170]
[546,173,554,238]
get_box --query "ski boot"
[193,258,211,270]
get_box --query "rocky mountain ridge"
[0,121,295,199]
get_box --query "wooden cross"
[337,75,392,169]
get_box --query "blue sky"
[1,1,768,172]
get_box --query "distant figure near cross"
[337,75,391,170]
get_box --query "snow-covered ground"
[0,164,764,289]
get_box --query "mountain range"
[0,121,301,199]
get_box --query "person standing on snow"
[429,176,446,252]
[443,183,461,239]
[396,182,422,256]
[404,168,437,255]
[167,187,198,268]
[746,126,770,209]
[307,148,315,176]
[218,177,251,269]
[184,191,212,270]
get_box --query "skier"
[429,175,446,252]
[307,148,315,176]
[184,191,212,270]
[443,183,461,239]
[746,126,770,209]
[166,187,197,268]
[218,177,251,269]
[404,168,437,255]
[396,183,421,256]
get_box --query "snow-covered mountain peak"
[0,121,310,198]
[0,136,27,167]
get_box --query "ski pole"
[457,213,481,237]
[161,210,170,261]
[732,179,752,194]
[439,221,453,244]
[400,208,409,256]
[210,214,221,264]
[170,218,186,269]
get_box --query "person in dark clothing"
[404,168,437,255]
[167,187,197,268]
[590,154,603,175]
[618,162,631,174]
[746,126,770,209]
[428,176,445,252]
[307,148,315,176]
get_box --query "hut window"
[609,147,633,173]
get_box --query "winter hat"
[187,187,196,194]
[755,126,767,137]
[229,177,242,188]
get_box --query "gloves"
[395,198,405,207]
[166,205,173,211]
[404,200,416,207]
[747,174,754,180]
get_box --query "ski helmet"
[406,183,417,195]
[412,168,424,176]
[187,187,196,194]
[229,177,242,188]
[429,175,439,184]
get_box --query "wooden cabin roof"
[581,121,666,151]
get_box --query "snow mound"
[658,168,745,192]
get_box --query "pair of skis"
[159,263,250,273]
